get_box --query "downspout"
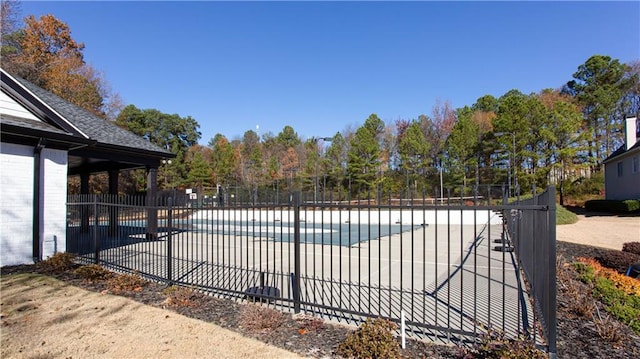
[33,138,46,263]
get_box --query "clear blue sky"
[20,1,640,144]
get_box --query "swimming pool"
[184,208,501,246]
[189,219,417,245]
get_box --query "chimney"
[625,117,638,151]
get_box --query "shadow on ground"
[563,205,640,218]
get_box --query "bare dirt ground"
[0,273,304,359]
[556,213,640,250]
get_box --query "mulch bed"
[556,242,640,359]
[2,240,640,358]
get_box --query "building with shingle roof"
[1,68,174,266]
[602,117,640,201]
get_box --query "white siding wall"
[0,143,35,266]
[0,91,40,121]
[0,143,68,266]
[41,148,68,258]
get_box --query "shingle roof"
[1,113,71,135]
[12,76,172,156]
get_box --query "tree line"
[2,5,638,201]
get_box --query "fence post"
[167,197,173,285]
[293,191,301,313]
[546,186,557,358]
[93,194,100,264]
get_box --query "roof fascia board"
[67,161,148,176]
[1,69,90,139]
[71,146,171,164]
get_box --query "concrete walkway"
[556,214,640,250]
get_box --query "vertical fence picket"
[293,191,301,313]
[93,194,99,264]
[167,197,173,285]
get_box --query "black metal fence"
[66,186,556,355]
[506,187,557,358]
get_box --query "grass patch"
[557,205,578,225]
[507,194,577,225]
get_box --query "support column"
[108,170,119,236]
[80,172,90,233]
[146,167,158,240]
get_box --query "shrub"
[335,318,400,359]
[565,280,596,317]
[163,286,200,308]
[585,199,640,213]
[457,327,545,359]
[578,258,640,296]
[565,173,604,198]
[595,251,640,274]
[593,306,625,345]
[622,242,640,256]
[106,272,147,294]
[74,264,113,281]
[573,261,596,283]
[37,252,76,272]
[558,259,596,317]
[624,199,640,212]
[238,303,287,332]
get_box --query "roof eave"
[602,145,640,164]
[0,123,96,149]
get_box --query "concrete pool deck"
[93,209,531,342]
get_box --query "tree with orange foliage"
[2,13,110,117]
